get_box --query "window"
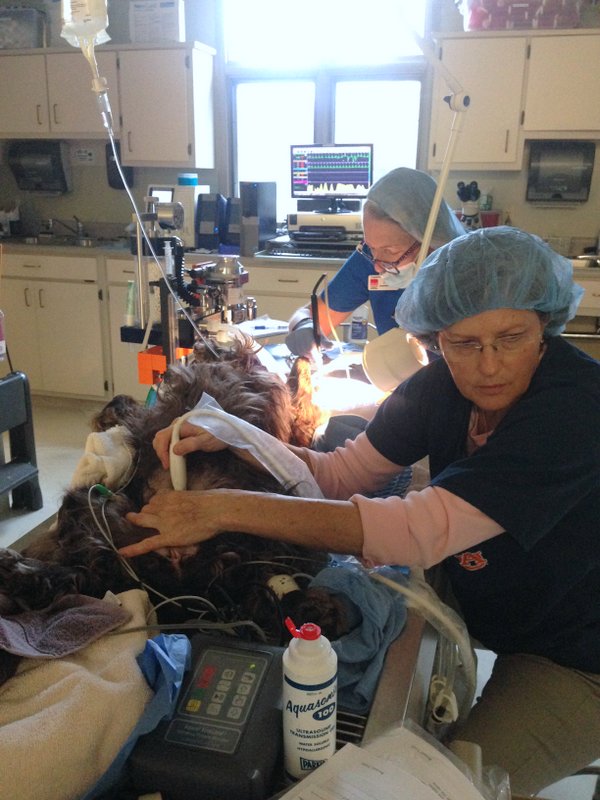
[221,0,430,222]
[235,81,315,222]
[334,81,422,181]
[223,0,425,68]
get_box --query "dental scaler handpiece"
[282,618,337,781]
[0,310,5,362]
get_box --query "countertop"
[1,237,132,255]
[0,242,349,276]
[5,240,598,288]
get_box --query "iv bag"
[61,0,110,47]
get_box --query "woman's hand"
[121,489,229,557]
[153,421,227,470]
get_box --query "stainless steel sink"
[574,254,600,268]
[29,235,88,247]
[22,235,130,251]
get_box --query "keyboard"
[263,246,353,260]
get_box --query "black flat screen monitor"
[291,144,373,213]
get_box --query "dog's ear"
[91,394,142,432]
[287,357,328,447]
[0,549,83,614]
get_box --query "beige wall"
[0,0,598,251]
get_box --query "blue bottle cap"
[178,173,199,185]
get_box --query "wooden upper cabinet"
[45,51,121,137]
[523,35,600,132]
[118,44,215,168]
[0,54,49,135]
[428,36,528,170]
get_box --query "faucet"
[74,215,85,238]
[46,216,88,242]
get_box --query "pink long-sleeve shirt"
[304,432,504,568]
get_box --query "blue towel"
[310,562,409,713]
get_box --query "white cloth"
[69,395,323,498]
[0,590,152,800]
[70,425,134,490]
[182,393,323,498]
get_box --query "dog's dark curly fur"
[0,339,346,644]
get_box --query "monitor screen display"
[147,185,175,204]
[290,144,373,201]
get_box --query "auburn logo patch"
[455,551,488,571]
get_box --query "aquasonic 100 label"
[282,618,338,780]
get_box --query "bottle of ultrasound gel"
[350,304,369,344]
[282,617,337,780]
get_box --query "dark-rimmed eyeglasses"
[355,240,420,273]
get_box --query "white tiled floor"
[1,396,598,800]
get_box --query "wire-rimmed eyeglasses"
[436,331,544,362]
[355,240,420,273]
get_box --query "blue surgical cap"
[395,226,584,340]
[367,167,466,249]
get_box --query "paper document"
[237,316,289,339]
[280,728,486,800]
[364,725,486,799]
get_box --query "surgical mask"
[378,262,418,290]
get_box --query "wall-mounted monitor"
[290,144,373,213]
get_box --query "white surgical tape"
[183,393,324,499]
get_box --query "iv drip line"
[61,1,220,359]
[105,115,220,358]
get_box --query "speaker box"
[106,141,134,190]
[223,196,241,246]
[197,193,227,250]
[239,181,277,256]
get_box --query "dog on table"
[0,338,345,644]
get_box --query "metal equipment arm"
[412,31,471,267]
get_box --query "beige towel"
[70,425,134,490]
[0,589,153,800]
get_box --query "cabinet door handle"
[504,129,510,153]
[127,131,133,153]
[277,278,300,284]
[22,263,42,269]
[121,269,135,275]
[24,287,31,307]
[53,103,59,125]
[36,104,43,126]
[38,288,45,308]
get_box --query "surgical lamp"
[362,33,470,392]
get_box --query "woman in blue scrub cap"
[124,227,600,797]
[285,167,465,359]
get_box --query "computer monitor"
[290,144,373,213]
